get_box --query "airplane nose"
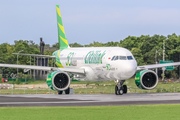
[124,61,137,76]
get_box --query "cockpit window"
[114,56,119,60]
[127,56,133,60]
[111,55,133,61]
[111,56,115,60]
[119,56,127,60]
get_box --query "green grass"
[0,104,180,120]
[26,80,46,84]
[7,80,46,85]
[2,78,180,94]
[0,89,57,95]
[72,78,180,94]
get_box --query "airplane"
[1,4,180,95]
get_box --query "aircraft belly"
[95,70,121,81]
[99,70,130,80]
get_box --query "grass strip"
[0,104,180,120]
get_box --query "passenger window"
[119,56,127,60]
[127,56,133,60]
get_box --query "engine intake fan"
[135,70,158,90]
[47,71,70,91]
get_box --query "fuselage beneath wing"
[53,47,137,81]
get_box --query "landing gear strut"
[58,91,63,94]
[65,87,70,94]
[115,80,127,95]
[58,87,70,95]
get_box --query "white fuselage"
[57,47,137,81]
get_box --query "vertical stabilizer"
[56,5,69,50]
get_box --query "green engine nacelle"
[47,71,70,91]
[135,70,158,90]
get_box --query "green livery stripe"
[52,50,64,68]
[56,5,69,50]
[135,70,148,89]
[47,71,60,91]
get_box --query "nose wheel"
[115,80,127,95]
[115,86,124,95]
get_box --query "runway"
[1,93,180,107]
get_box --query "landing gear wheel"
[115,80,126,95]
[123,85,127,94]
[118,88,123,95]
[65,87,70,94]
[115,86,118,95]
[58,91,63,95]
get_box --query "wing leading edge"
[0,64,84,74]
[137,62,180,71]
[12,53,56,58]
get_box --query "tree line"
[0,33,180,79]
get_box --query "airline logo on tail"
[56,5,69,50]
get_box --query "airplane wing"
[0,64,84,74]
[137,62,180,70]
[12,53,55,58]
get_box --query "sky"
[0,0,180,45]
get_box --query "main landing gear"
[115,80,127,95]
[58,87,70,95]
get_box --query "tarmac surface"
[0,93,180,107]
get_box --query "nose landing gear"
[115,80,127,95]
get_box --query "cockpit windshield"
[114,56,119,60]
[111,56,133,61]
[127,56,133,60]
[119,56,127,60]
